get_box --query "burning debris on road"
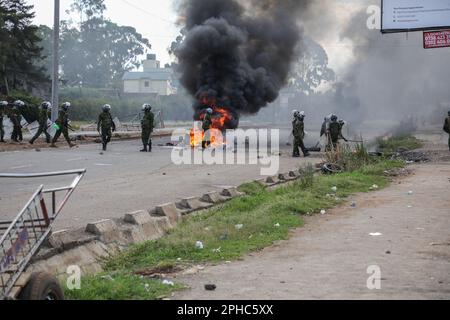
[173,0,309,131]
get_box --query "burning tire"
[19,272,65,300]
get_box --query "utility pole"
[51,0,60,122]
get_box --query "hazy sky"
[26,0,180,66]
[25,0,368,73]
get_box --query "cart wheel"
[19,272,65,300]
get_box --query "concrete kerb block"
[47,228,98,251]
[85,219,120,243]
[201,191,226,204]
[178,197,213,212]
[153,203,182,225]
[289,170,298,178]
[265,176,280,185]
[278,173,287,181]
[254,178,268,186]
[220,187,243,198]
[124,210,152,225]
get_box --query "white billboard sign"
[382,0,450,33]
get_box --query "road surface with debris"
[173,145,450,300]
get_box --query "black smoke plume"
[173,0,309,129]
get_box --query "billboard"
[423,29,450,48]
[381,0,450,33]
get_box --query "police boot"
[148,141,152,152]
[140,145,148,152]
[29,139,35,145]
[102,143,107,151]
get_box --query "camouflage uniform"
[327,121,344,151]
[30,108,51,144]
[292,117,308,157]
[444,115,450,151]
[97,111,116,151]
[141,110,154,152]
[10,109,23,142]
[52,109,72,146]
[202,113,212,149]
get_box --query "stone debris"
[235,224,244,230]
[205,284,217,291]
[162,280,174,286]
[320,210,326,215]
[195,241,204,249]
[369,232,383,237]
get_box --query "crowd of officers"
[0,100,155,152]
[291,110,348,158]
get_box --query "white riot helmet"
[61,102,71,110]
[14,100,25,108]
[0,101,7,107]
[102,104,111,112]
[41,101,52,110]
[142,104,152,111]
[206,108,213,114]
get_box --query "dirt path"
[173,163,450,300]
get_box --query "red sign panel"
[424,30,450,49]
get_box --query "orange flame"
[190,107,232,148]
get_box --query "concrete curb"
[32,171,303,278]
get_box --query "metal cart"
[0,169,86,300]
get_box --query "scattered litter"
[274,223,280,227]
[369,233,383,237]
[144,283,150,292]
[408,191,413,195]
[235,224,244,230]
[205,284,217,291]
[407,205,413,208]
[195,241,204,249]
[177,258,182,261]
[331,186,337,193]
[225,261,231,264]
[326,194,332,197]
[350,202,357,208]
[320,210,326,215]
[212,247,221,253]
[162,280,174,286]
[335,197,341,201]
[248,235,253,239]
[100,275,114,281]
[386,251,391,254]
[204,227,211,231]
[372,184,379,189]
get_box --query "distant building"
[122,54,176,96]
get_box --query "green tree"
[67,0,106,25]
[289,37,335,95]
[0,0,48,95]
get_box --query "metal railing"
[0,169,86,299]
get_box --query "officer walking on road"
[29,101,52,145]
[202,108,213,149]
[10,101,24,142]
[140,104,154,152]
[443,110,450,151]
[97,104,116,151]
[0,101,6,143]
[51,102,76,148]
[327,114,347,151]
[292,111,310,158]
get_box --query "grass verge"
[65,159,404,300]
[377,135,423,154]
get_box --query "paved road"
[173,162,450,300]
[0,130,320,230]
